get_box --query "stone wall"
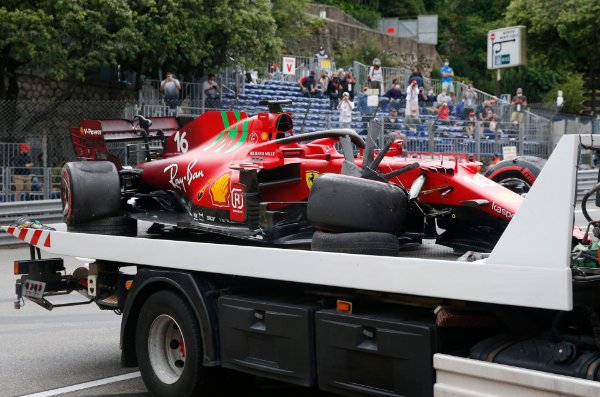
[17,74,137,101]
[299,4,440,76]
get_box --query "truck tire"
[136,290,217,397]
[61,161,121,225]
[311,231,399,256]
[484,156,546,195]
[66,215,137,236]
[307,173,408,234]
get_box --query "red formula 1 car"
[62,100,544,253]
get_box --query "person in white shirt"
[337,92,354,129]
[160,72,181,110]
[367,58,383,92]
[405,79,420,117]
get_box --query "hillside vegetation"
[318,0,599,113]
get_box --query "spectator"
[12,143,33,201]
[384,109,401,133]
[465,111,476,138]
[160,72,181,111]
[511,88,528,125]
[337,92,354,129]
[440,58,455,96]
[462,84,477,119]
[405,79,420,117]
[492,153,501,165]
[384,109,406,146]
[326,77,342,110]
[437,101,450,120]
[202,73,221,108]
[315,46,329,61]
[317,70,329,97]
[418,87,428,106]
[476,100,491,121]
[436,89,448,107]
[297,71,320,98]
[367,58,383,92]
[342,70,357,100]
[445,94,455,113]
[408,67,424,88]
[426,88,437,106]
[488,114,499,137]
[384,79,404,111]
[405,107,421,133]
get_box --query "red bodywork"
[70,109,523,245]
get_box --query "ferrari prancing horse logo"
[305,171,319,189]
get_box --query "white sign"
[487,26,526,70]
[282,57,296,75]
[503,146,517,160]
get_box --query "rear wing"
[69,117,188,169]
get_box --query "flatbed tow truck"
[6,134,600,397]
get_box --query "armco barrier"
[0,199,62,246]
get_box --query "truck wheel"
[307,173,408,234]
[136,290,215,397]
[61,161,121,225]
[484,156,546,195]
[311,230,399,256]
[66,215,137,236]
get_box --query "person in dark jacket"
[11,143,33,201]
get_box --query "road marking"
[19,371,141,397]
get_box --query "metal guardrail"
[577,169,598,202]
[0,199,62,246]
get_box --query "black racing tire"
[136,290,217,397]
[61,161,121,225]
[311,231,400,256]
[66,215,137,236]
[307,173,408,234]
[484,156,546,195]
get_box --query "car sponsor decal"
[210,173,231,207]
[79,127,102,135]
[305,171,319,189]
[163,159,204,192]
[491,202,514,219]
[202,112,249,154]
[250,151,276,157]
[230,183,245,222]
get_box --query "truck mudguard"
[120,268,220,367]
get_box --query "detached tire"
[61,161,121,225]
[136,290,217,397]
[484,156,546,195]
[308,174,408,234]
[66,215,137,236]
[312,231,399,256]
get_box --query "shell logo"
[210,173,231,207]
[261,132,269,141]
[79,127,84,134]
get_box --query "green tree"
[542,73,585,114]
[0,0,136,99]
[127,0,281,84]
[506,0,600,78]
[0,2,58,99]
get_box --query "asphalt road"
[0,246,337,397]
[1,203,599,396]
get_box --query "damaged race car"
[62,100,545,254]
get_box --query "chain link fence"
[0,95,556,201]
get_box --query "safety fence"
[0,167,62,202]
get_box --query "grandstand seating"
[223,80,543,157]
